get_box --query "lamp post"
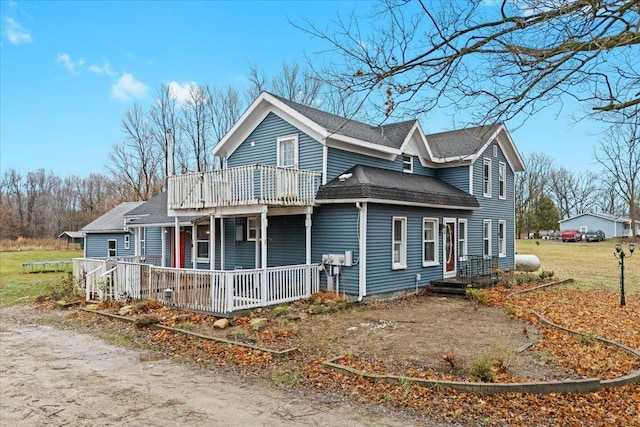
[614,243,635,306]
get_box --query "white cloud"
[89,62,117,76]
[5,17,32,44]
[168,81,198,105]
[111,73,148,101]
[56,54,85,72]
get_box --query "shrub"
[516,273,536,285]
[578,331,597,346]
[466,288,488,304]
[441,352,458,370]
[502,303,518,317]
[539,270,555,280]
[470,355,495,382]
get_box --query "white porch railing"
[167,165,322,210]
[73,259,320,314]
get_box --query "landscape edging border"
[79,308,297,357]
[322,279,640,395]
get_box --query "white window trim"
[124,234,130,250]
[498,220,507,258]
[483,158,492,198]
[277,134,299,169]
[195,224,210,261]
[493,143,498,157]
[402,155,413,173]
[483,219,492,258]
[458,219,468,261]
[247,217,257,241]
[107,239,117,257]
[422,218,439,267]
[392,217,407,270]
[499,162,506,200]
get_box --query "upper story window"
[493,143,498,157]
[277,134,298,169]
[402,155,413,173]
[499,162,506,199]
[483,158,492,197]
[196,224,209,260]
[422,218,438,266]
[392,217,407,270]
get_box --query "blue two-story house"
[160,91,525,307]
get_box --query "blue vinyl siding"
[145,227,162,256]
[365,204,473,295]
[85,233,135,258]
[311,205,360,294]
[227,112,323,172]
[436,165,470,193]
[466,142,515,270]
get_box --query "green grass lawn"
[0,250,82,305]
[516,239,639,294]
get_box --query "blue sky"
[1,0,607,179]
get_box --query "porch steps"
[428,277,494,297]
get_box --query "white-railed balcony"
[168,165,322,211]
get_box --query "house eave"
[315,197,480,211]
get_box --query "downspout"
[356,202,367,302]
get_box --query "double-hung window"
[277,134,298,168]
[458,219,467,261]
[196,224,209,260]
[139,228,146,255]
[498,220,506,257]
[483,158,492,197]
[247,217,257,241]
[499,162,506,199]
[483,220,492,258]
[422,218,438,266]
[392,217,407,270]
[107,239,117,257]
[402,155,413,173]
[124,234,130,250]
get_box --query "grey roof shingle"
[316,165,479,209]
[270,93,416,149]
[125,192,201,226]
[426,124,502,158]
[80,202,144,233]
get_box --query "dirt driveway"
[0,305,444,427]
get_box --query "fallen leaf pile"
[62,283,639,426]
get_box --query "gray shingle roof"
[270,93,416,149]
[80,202,144,233]
[426,124,502,158]
[125,192,201,226]
[316,165,479,209]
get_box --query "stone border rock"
[79,308,297,357]
[322,279,640,395]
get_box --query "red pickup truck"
[561,229,582,242]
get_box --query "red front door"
[444,221,456,277]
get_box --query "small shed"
[58,231,84,249]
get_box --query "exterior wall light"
[614,243,635,306]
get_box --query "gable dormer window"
[493,143,498,157]
[402,155,413,173]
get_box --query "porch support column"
[220,217,225,271]
[254,216,260,269]
[209,214,215,271]
[192,224,196,269]
[174,217,180,268]
[261,208,268,305]
[305,210,312,296]
[161,226,166,267]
